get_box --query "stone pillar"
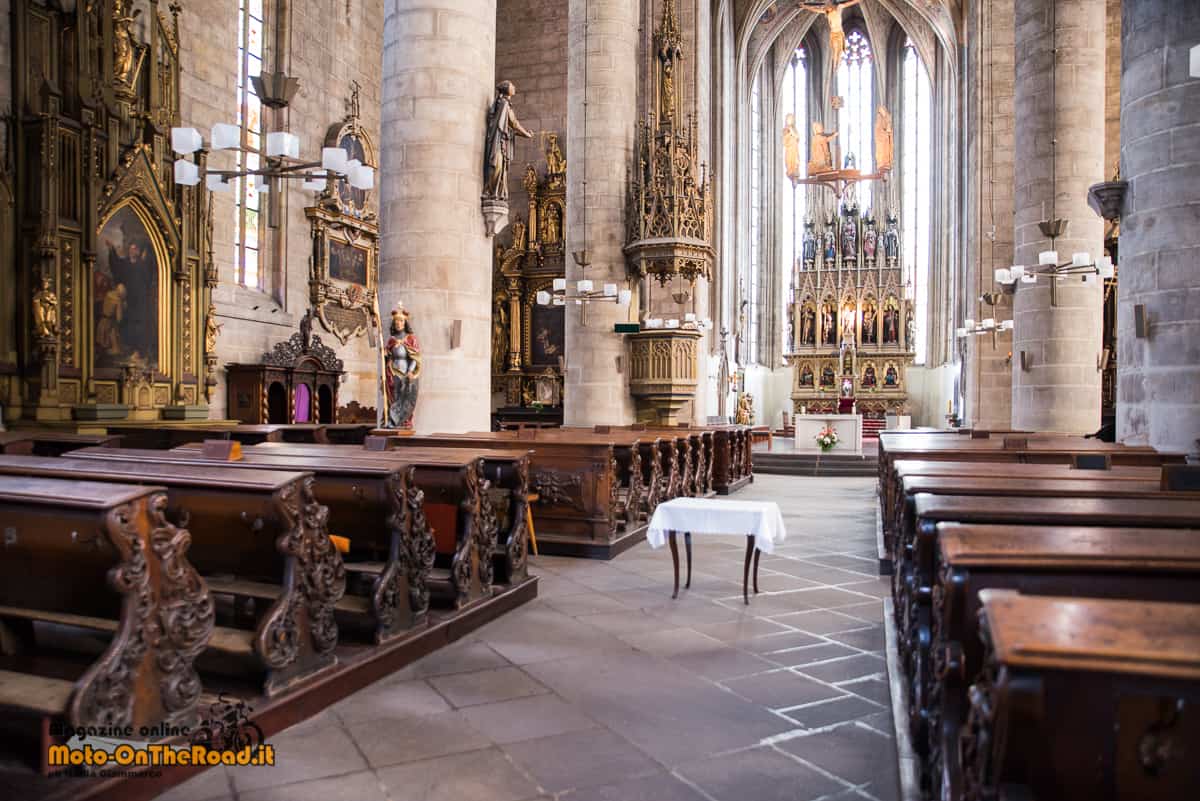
[1011,0,1106,433]
[563,0,639,426]
[379,0,496,433]
[1117,0,1200,455]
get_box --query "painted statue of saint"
[783,114,801,182]
[875,107,894,171]
[483,81,534,201]
[32,276,58,339]
[809,123,838,174]
[863,227,877,261]
[883,216,901,261]
[802,222,818,264]
[841,217,858,260]
[385,305,422,429]
[823,228,836,262]
[801,305,816,346]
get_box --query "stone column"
[379,0,496,432]
[1010,0,1106,433]
[563,0,639,426]
[1117,0,1200,455]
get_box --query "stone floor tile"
[778,723,900,799]
[330,677,451,725]
[458,692,597,744]
[826,625,886,652]
[736,629,826,653]
[840,676,893,706]
[344,709,491,768]
[393,638,510,680]
[665,644,779,681]
[619,626,728,657]
[779,694,886,729]
[543,591,633,617]
[429,666,549,708]
[153,766,234,801]
[675,746,847,801]
[228,723,368,792]
[771,609,879,635]
[502,727,659,793]
[238,769,388,801]
[795,654,887,684]
[375,747,541,801]
[695,616,798,642]
[558,770,709,801]
[720,669,844,709]
[762,641,860,667]
[773,586,880,610]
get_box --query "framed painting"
[94,204,163,370]
[329,240,369,287]
[529,303,564,368]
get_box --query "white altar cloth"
[646,498,788,555]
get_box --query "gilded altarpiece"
[785,210,914,416]
[2,2,214,424]
[491,140,567,418]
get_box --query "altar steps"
[754,451,878,478]
[862,417,886,440]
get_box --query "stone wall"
[1105,0,1122,177]
[179,0,384,419]
[495,0,569,224]
[962,0,1016,429]
[1116,0,1200,455]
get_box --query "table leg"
[684,532,693,590]
[669,531,680,599]
[742,536,755,605]
[753,548,761,595]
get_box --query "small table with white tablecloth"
[647,498,787,604]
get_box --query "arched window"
[748,73,764,364]
[837,29,873,178]
[901,39,932,364]
[235,0,266,289]
[781,46,807,352]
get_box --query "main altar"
[784,208,915,418]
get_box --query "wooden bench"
[0,454,345,696]
[926,524,1200,798]
[0,431,123,456]
[256,441,533,585]
[960,590,1200,801]
[0,476,213,759]
[105,424,287,449]
[576,426,717,499]
[379,432,647,558]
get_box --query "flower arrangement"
[815,424,839,452]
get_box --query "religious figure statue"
[800,365,814,387]
[883,214,900,261]
[883,303,899,344]
[483,81,534,201]
[542,204,561,244]
[809,123,838,175]
[823,228,836,262]
[884,365,899,387]
[545,133,566,175]
[783,113,801,182]
[812,0,862,86]
[801,221,817,264]
[841,216,858,260]
[204,303,222,354]
[735,393,755,426]
[511,218,527,251]
[862,365,877,389]
[862,302,877,344]
[300,308,313,352]
[113,0,142,89]
[841,304,856,344]
[875,107,894,171]
[905,306,915,347]
[801,304,816,346]
[384,305,422,429]
[492,296,509,373]
[863,226,877,261]
[822,303,836,344]
[32,276,58,339]
[658,26,683,123]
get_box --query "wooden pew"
[927,524,1200,798]
[0,476,213,761]
[895,492,1200,759]
[0,431,122,456]
[707,425,754,494]
[0,432,34,454]
[574,426,718,498]
[373,431,648,558]
[73,445,491,614]
[960,591,1200,801]
[0,454,345,696]
[248,441,532,585]
[106,424,287,449]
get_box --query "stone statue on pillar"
[483,81,534,202]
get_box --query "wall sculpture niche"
[4,2,214,424]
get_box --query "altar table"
[793,413,863,456]
[647,498,787,603]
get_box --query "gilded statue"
[545,133,566,176]
[658,29,683,122]
[542,204,561,244]
[875,107,894,171]
[511,217,527,251]
[384,304,422,429]
[492,296,509,373]
[782,113,801,182]
[809,123,838,175]
[32,276,59,339]
[483,81,534,201]
[113,0,143,88]
[735,393,755,426]
[204,303,223,354]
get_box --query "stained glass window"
[748,73,763,364]
[836,29,873,183]
[235,0,266,289]
[781,47,807,352]
[901,40,932,364]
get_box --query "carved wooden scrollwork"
[532,469,585,511]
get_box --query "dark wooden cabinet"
[226,332,343,425]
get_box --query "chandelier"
[993,249,1114,289]
[537,251,632,307]
[168,74,374,195]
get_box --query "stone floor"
[159,474,895,801]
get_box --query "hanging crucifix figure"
[806,0,862,96]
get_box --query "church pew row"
[961,591,1200,801]
[244,441,533,585]
[573,426,719,498]
[103,423,375,450]
[70,445,498,616]
[374,432,649,558]
[0,476,213,761]
[876,431,1186,565]
[0,455,345,697]
[927,524,1200,800]
[0,431,123,456]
